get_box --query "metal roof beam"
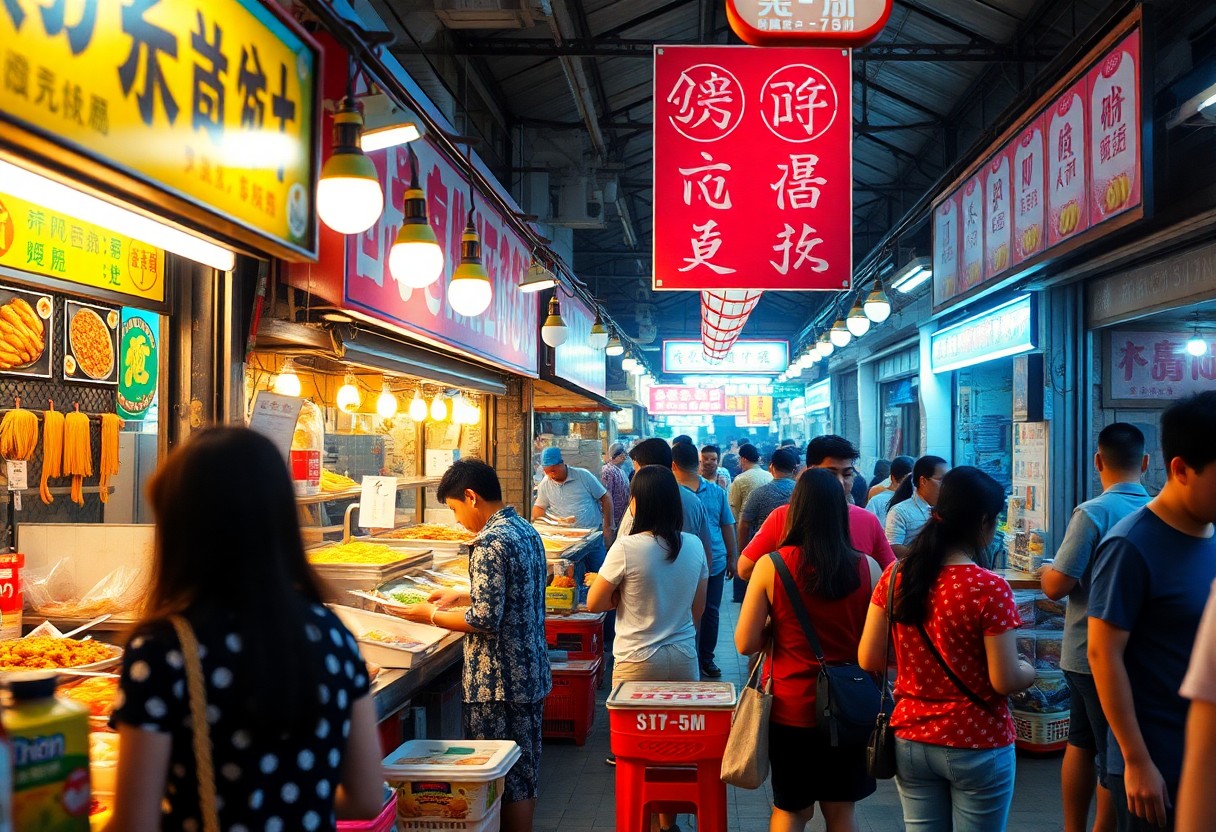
[858,75,945,119]
[894,0,998,45]
[453,38,1053,62]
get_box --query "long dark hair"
[891,466,1007,625]
[628,465,684,561]
[142,426,326,734]
[888,455,946,510]
[780,468,861,600]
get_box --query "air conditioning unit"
[433,0,542,29]
[551,177,606,229]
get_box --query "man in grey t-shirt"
[738,447,801,551]
[1041,423,1150,832]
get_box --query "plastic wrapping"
[23,556,148,619]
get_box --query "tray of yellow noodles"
[308,542,432,605]
[0,635,121,673]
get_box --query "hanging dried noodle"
[98,414,122,504]
[63,410,92,506]
[0,402,38,461]
[40,406,63,505]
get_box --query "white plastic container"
[327,605,447,668]
[382,739,520,822]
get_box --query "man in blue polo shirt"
[1042,423,1150,832]
[1089,392,1216,832]
[672,441,736,680]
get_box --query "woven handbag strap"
[169,615,221,832]
[878,562,901,710]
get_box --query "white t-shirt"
[1182,578,1216,703]
[600,531,709,664]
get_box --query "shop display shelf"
[295,476,442,507]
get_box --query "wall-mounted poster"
[932,195,960,304]
[959,175,985,295]
[0,284,53,379]
[1047,80,1091,248]
[63,300,119,385]
[1011,118,1046,266]
[1088,29,1142,225]
[985,154,1013,278]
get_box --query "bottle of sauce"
[3,672,89,831]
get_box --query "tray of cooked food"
[372,523,477,553]
[327,604,448,668]
[308,541,433,605]
[531,523,593,539]
[0,635,122,673]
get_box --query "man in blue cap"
[532,447,616,562]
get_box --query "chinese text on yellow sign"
[0,190,165,303]
[0,0,317,256]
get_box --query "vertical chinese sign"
[0,0,319,259]
[653,46,852,292]
[932,14,1143,312]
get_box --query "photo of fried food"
[70,307,115,380]
[0,296,45,371]
[1104,173,1131,214]
[1057,200,1081,236]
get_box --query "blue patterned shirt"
[463,507,552,703]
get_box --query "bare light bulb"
[430,394,448,421]
[376,383,398,419]
[1187,333,1207,357]
[409,390,428,422]
[336,375,361,413]
[272,359,302,397]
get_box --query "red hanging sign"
[726,0,893,48]
[653,46,852,292]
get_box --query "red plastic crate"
[544,612,604,659]
[606,682,736,763]
[542,658,600,745]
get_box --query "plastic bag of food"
[23,557,148,619]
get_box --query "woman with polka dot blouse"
[105,427,386,831]
[859,466,1036,832]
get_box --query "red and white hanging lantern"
[701,289,763,362]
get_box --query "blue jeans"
[895,738,1016,832]
[697,570,726,667]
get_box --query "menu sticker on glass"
[0,284,53,379]
[1047,81,1090,247]
[63,300,119,385]
[1012,119,1046,265]
[1089,30,1141,224]
[959,176,985,294]
[985,154,1012,278]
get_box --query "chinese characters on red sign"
[933,24,1141,310]
[654,46,852,292]
[725,0,893,48]
[1109,330,1215,402]
[649,386,727,415]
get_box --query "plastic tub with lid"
[382,739,520,822]
[606,681,737,763]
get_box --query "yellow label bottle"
[3,673,90,831]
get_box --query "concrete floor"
[536,598,1070,832]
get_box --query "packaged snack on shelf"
[1035,596,1067,630]
[545,559,576,612]
[1016,633,1036,667]
[1010,670,1071,714]
[1035,630,1063,670]
[1013,591,1038,629]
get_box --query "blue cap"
[540,447,564,466]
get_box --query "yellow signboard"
[0,0,318,257]
[747,396,773,426]
[0,190,165,303]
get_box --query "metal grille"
[0,299,117,533]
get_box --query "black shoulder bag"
[768,552,887,747]
[866,561,900,779]
[917,622,995,712]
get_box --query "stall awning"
[534,378,621,413]
[254,319,508,396]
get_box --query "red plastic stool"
[606,681,738,832]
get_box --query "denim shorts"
[1063,669,1109,786]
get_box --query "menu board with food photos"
[0,284,53,379]
[63,300,120,385]
[933,15,1143,311]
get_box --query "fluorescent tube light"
[0,160,236,271]
[360,123,422,152]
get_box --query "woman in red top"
[859,466,1035,832]
[736,468,883,832]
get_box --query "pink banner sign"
[1011,118,1046,265]
[985,154,1013,279]
[1088,30,1142,225]
[649,386,726,415]
[1047,81,1090,248]
[959,175,985,296]
[931,194,960,306]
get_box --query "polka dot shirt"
[111,604,370,831]
[873,563,1022,749]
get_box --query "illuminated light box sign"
[805,378,831,412]
[726,0,893,47]
[932,14,1144,312]
[649,385,726,415]
[0,0,320,258]
[663,340,789,374]
[1105,329,1216,406]
[931,295,1035,374]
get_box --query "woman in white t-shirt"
[588,465,709,686]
